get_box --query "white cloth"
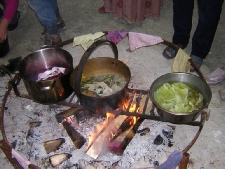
[73,32,105,50]
[37,67,66,81]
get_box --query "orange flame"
[121,99,142,126]
[88,97,142,148]
[88,112,115,147]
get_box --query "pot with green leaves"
[70,40,131,114]
[149,73,212,124]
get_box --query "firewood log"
[108,126,134,155]
[86,115,128,159]
[43,138,65,154]
[49,153,72,167]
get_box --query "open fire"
[1,83,178,168]
[48,89,177,168]
[60,91,143,159]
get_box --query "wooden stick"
[108,126,134,155]
[86,115,128,159]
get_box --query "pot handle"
[75,39,118,95]
[38,80,56,91]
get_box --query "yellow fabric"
[172,49,191,73]
[73,32,105,50]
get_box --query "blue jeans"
[172,0,224,59]
[27,0,60,34]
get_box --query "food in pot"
[154,82,203,113]
[81,74,127,97]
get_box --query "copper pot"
[19,47,73,104]
[70,40,131,114]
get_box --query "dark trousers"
[0,0,4,5]
[172,0,224,59]
[0,0,4,17]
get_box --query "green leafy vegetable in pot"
[154,82,203,113]
[81,74,127,97]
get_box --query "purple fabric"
[156,150,183,169]
[106,31,128,45]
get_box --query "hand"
[0,19,9,42]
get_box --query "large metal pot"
[149,73,212,124]
[19,47,73,104]
[70,40,131,114]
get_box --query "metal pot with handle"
[70,40,131,114]
[149,72,212,124]
[19,47,74,104]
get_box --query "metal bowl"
[149,73,212,124]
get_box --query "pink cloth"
[3,0,19,22]
[106,31,128,45]
[128,32,163,51]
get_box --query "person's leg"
[191,0,224,60]
[0,0,4,6]
[163,0,194,59]
[8,11,20,31]
[27,0,62,45]
[172,0,194,48]
[0,8,3,18]
[41,0,65,38]
[49,0,60,19]
[27,0,58,34]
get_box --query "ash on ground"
[1,87,178,169]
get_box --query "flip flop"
[190,54,203,72]
[163,46,176,59]
[218,88,225,100]
[205,67,225,86]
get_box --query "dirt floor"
[0,0,225,168]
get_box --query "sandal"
[219,88,225,100]
[163,46,176,59]
[190,54,203,72]
[205,67,225,86]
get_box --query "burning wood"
[86,97,142,159]
[55,107,87,123]
[63,122,86,149]
[108,126,135,155]
[55,108,88,149]
[43,138,65,154]
[86,115,128,159]
[49,153,72,167]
